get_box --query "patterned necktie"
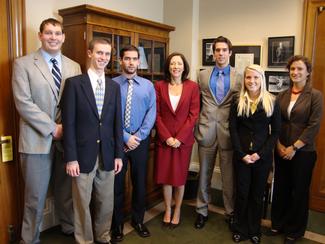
[50,58,62,94]
[250,101,258,114]
[124,79,134,129]
[216,71,224,103]
[95,78,104,116]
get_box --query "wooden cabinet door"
[0,0,23,242]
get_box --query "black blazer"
[62,74,123,173]
[229,97,281,161]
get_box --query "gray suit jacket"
[12,49,81,154]
[195,66,241,149]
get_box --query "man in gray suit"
[12,18,81,244]
[194,36,241,229]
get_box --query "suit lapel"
[174,81,187,114]
[161,81,175,114]
[205,68,219,104]
[59,55,70,102]
[101,77,113,118]
[80,74,99,118]
[34,49,58,100]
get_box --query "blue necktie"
[50,58,61,94]
[216,71,224,103]
[95,78,104,116]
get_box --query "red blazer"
[155,79,200,147]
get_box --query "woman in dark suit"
[229,64,281,243]
[155,52,200,228]
[267,55,323,244]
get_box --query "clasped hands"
[242,153,260,164]
[166,137,181,148]
[277,143,295,160]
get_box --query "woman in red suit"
[155,52,200,228]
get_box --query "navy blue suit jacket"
[62,73,123,173]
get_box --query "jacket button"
[99,122,102,126]
[97,140,100,143]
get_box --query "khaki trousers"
[72,158,114,244]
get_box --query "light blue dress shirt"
[40,49,62,72]
[113,74,156,143]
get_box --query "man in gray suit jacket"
[12,18,81,244]
[194,36,241,229]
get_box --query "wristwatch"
[292,144,299,151]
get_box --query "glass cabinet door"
[113,35,131,72]
[138,39,153,73]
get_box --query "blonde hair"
[237,64,275,117]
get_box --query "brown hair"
[164,52,190,82]
[212,36,233,52]
[88,38,112,52]
[286,55,312,79]
[120,45,140,59]
[39,18,63,33]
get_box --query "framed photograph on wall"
[202,38,215,66]
[268,36,295,67]
[265,71,290,94]
[229,45,261,77]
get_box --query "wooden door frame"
[302,0,325,58]
[5,0,25,238]
[303,0,325,212]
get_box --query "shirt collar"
[40,49,61,65]
[87,68,105,82]
[121,74,140,85]
[214,65,230,75]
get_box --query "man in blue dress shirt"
[111,45,156,242]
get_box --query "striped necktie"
[50,58,62,94]
[95,78,104,116]
[124,79,134,129]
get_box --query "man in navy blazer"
[62,38,123,244]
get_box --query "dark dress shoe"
[194,214,208,229]
[111,225,124,242]
[232,233,248,243]
[263,228,281,236]
[250,236,261,244]
[131,222,151,238]
[162,220,170,227]
[61,231,74,237]
[169,221,181,229]
[284,237,297,244]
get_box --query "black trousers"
[233,157,272,238]
[271,150,316,239]
[112,137,150,228]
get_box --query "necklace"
[291,89,302,95]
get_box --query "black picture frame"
[229,45,261,67]
[268,36,295,67]
[202,38,215,66]
[265,71,290,94]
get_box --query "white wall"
[164,0,199,80]
[25,0,164,53]
[199,0,304,70]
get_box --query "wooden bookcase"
[59,4,175,215]
[59,4,175,82]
